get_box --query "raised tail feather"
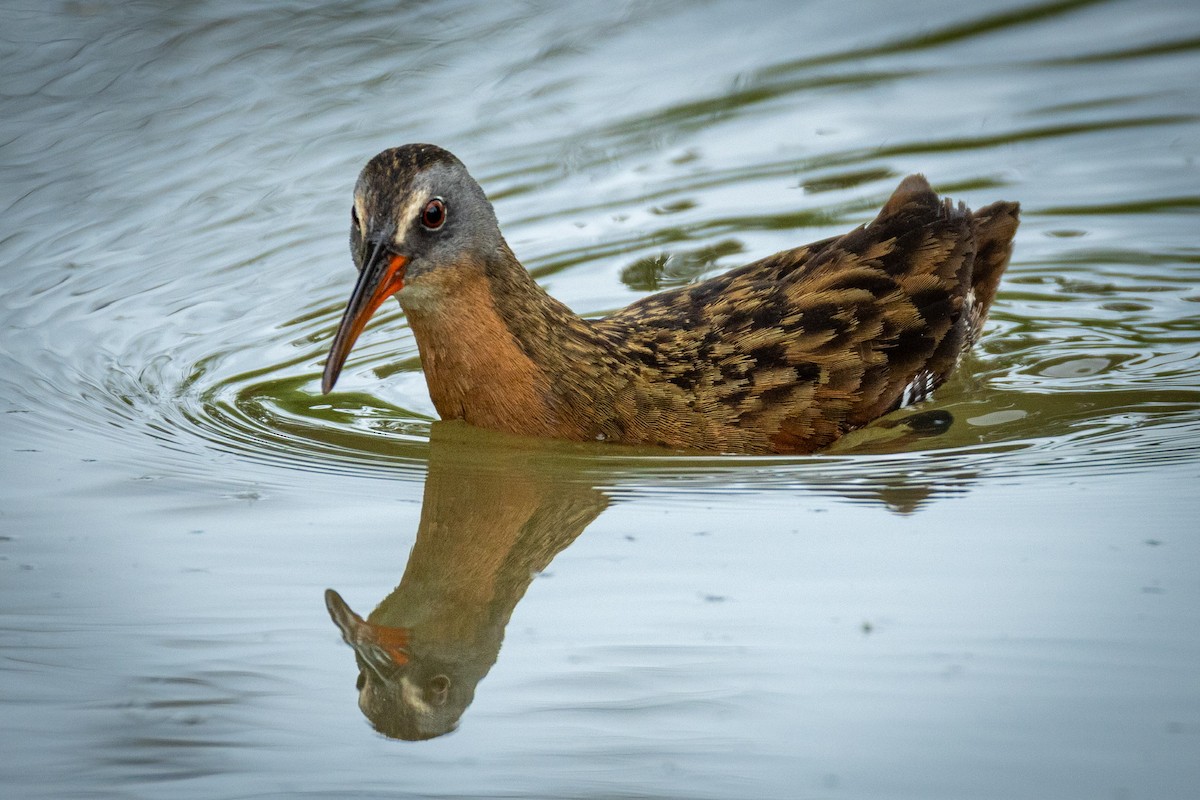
[966,199,1020,344]
[882,175,1019,346]
[861,174,1019,413]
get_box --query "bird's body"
[323,145,1019,454]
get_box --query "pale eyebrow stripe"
[392,188,431,247]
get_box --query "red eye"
[421,198,446,229]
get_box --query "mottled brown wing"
[598,175,1017,453]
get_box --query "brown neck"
[399,241,615,439]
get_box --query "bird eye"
[421,198,446,230]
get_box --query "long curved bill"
[325,588,411,673]
[321,239,407,394]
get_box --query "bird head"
[324,588,463,741]
[322,144,500,393]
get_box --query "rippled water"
[3,1,1199,798]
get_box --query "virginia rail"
[322,145,1019,454]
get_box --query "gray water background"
[2,1,1199,798]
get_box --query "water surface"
[3,1,1199,798]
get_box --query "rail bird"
[322,145,1018,454]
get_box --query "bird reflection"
[324,412,978,739]
[325,425,607,740]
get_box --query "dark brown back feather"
[588,174,1019,453]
